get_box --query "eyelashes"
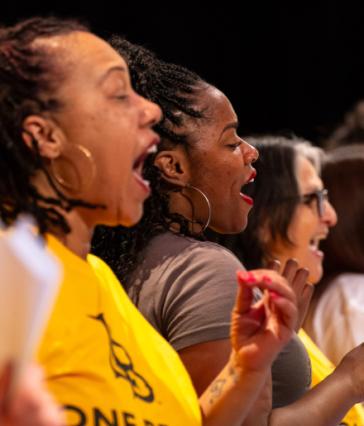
[227,141,242,149]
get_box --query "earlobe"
[22,115,63,159]
[154,148,190,187]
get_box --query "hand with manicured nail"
[230,269,297,371]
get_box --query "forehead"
[200,86,237,121]
[185,85,237,144]
[296,155,323,192]
[35,31,128,84]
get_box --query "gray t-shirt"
[126,232,311,408]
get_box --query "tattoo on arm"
[228,365,240,385]
[207,366,240,405]
[208,379,227,405]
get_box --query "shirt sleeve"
[158,242,245,351]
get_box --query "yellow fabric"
[37,235,201,426]
[299,328,364,426]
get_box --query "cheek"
[286,229,310,267]
[194,160,233,195]
[287,207,316,244]
[95,137,134,201]
[286,224,322,274]
[116,143,134,189]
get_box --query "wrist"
[330,366,359,406]
[228,351,270,384]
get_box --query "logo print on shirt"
[90,313,155,403]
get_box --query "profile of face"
[156,85,258,234]
[269,155,337,284]
[23,31,161,228]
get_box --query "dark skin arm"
[179,339,231,396]
[179,259,308,397]
[180,260,364,425]
[181,258,361,425]
[180,330,364,426]
[180,340,272,426]
[269,344,364,425]
[198,269,297,426]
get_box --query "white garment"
[308,273,364,365]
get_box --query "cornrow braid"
[110,36,204,143]
[0,16,99,234]
[92,37,207,289]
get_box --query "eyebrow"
[98,65,127,86]
[301,183,323,194]
[219,121,239,139]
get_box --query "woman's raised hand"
[231,269,297,371]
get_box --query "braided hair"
[0,16,98,234]
[91,37,208,287]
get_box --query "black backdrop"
[3,1,364,144]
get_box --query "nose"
[241,140,259,165]
[140,96,162,127]
[322,199,338,227]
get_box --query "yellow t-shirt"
[37,235,201,426]
[299,328,364,426]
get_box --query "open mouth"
[309,234,327,257]
[240,169,257,206]
[132,143,158,192]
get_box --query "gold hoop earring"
[184,183,212,232]
[50,144,96,195]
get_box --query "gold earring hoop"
[184,183,212,232]
[50,144,96,194]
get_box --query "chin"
[309,267,323,285]
[121,212,143,228]
[230,216,248,234]
[211,219,247,235]
[117,205,144,228]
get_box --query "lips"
[309,232,328,258]
[247,169,257,183]
[241,193,254,205]
[240,168,257,206]
[132,136,160,193]
[309,232,328,248]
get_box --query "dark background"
[3,1,364,144]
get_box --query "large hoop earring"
[50,144,96,195]
[184,183,212,232]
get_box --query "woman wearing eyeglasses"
[218,135,364,425]
[305,144,364,366]
[236,138,336,288]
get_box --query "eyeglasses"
[300,188,329,217]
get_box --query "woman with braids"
[0,16,299,426]
[92,40,364,425]
[217,136,364,425]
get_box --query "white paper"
[0,218,62,392]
